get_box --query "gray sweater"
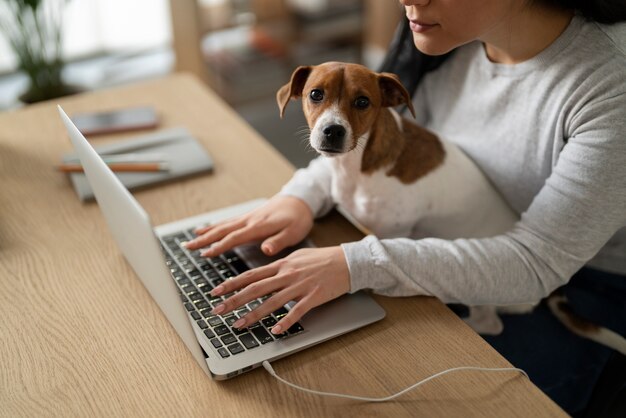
[281,15,626,305]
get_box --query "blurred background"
[0,0,402,167]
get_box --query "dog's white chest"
[327,139,517,240]
[328,148,430,238]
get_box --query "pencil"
[57,162,170,173]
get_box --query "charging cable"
[262,361,528,402]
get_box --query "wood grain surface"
[0,74,566,417]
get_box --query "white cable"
[262,361,528,402]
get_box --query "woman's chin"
[411,34,458,56]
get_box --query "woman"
[186,0,626,413]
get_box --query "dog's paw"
[464,306,504,335]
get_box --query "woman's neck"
[481,5,574,64]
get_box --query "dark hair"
[378,20,453,98]
[380,0,626,99]
[541,0,626,24]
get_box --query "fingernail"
[211,285,224,296]
[271,325,282,334]
[211,304,225,315]
[233,318,246,329]
[262,243,273,255]
[181,240,190,248]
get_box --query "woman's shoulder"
[572,18,626,78]
[564,19,626,105]
[586,19,626,59]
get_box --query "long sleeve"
[279,156,336,218]
[343,91,626,305]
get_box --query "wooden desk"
[0,74,565,417]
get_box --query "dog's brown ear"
[378,72,416,118]
[277,66,313,118]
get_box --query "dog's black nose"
[323,124,346,141]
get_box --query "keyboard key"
[261,316,277,328]
[207,316,224,327]
[217,348,230,358]
[200,309,212,318]
[288,322,304,335]
[232,327,248,335]
[177,277,191,286]
[224,316,237,327]
[180,294,189,303]
[184,303,194,311]
[189,292,204,301]
[221,270,236,279]
[248,300,261,310]
[227,343,245,355]
[214,325,229,336]
[196,320,208,329]
[239,333,259,349]
[273,307,289,318]
[181,284,195,294]
[190,311,201,320]
[250,326,274,345]
[185,268,201,276]
[214,262,228,271]
[195,277,209,287]
[223,250,238,260]
[236,308,250,318]
[203,329,215,339]
[210,338,223,348]
[221,333,237,345]
[195,300,210,310]
[197,283,212,294]
[230,258,250,275]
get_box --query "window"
[0,0,172,73]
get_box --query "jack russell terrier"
[275,62,626,354]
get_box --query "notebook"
[62,127,213,201]
[58,105,386,379]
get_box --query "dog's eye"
[310,89,324,102]
[355,96,370,109]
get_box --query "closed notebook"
[63,127,213,201]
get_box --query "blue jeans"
[454,267,626,415]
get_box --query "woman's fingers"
[185,218,247,250]
[211,269,281,315]
[260,227,301,256]
[231,287,301,331]
[201,222,276,257]
[211,263,280,298]
[271,294,317,334]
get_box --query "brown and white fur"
[277,62,626,352]
[276,61,530,335]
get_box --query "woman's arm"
[279,155,336,218]
[344,92,626,305]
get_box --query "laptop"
[58,106,385,380]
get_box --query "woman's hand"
[184,195,314,257]
[210,246,351,334]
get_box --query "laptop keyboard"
[159,229,304,359]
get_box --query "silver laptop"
[58,106,385,380]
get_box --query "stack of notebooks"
[62,127,214,201]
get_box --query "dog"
[275,62,626,352]
[276,61,526,335]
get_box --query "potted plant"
[0,0,78,104]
